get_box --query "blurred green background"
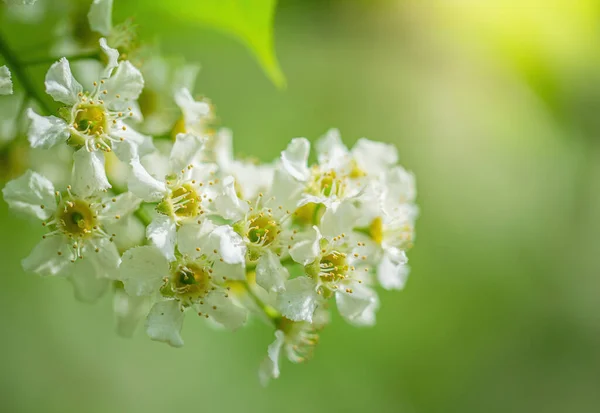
[2,1,600,412]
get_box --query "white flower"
[213,128,274,200]
[173,88,213,138]
[137,57,200,136]
[279,130,400,222]
[118,224,248,347]
[352,166,417,290]
[258,309,329,386]
[2,170,139,300]
[0,65,13,95]
[128,134,222,259]
[282,225,380,326]
[27,39,150,193]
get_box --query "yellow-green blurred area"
[2,0,600,412]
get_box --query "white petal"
[147,214,177,261]
[69,259,109,303]
[88,0,113,36]
[174,88,210,128]
[113,286,152,337]
[280,138,310,181]
[26,109,69,149]
[111,123,154,160]
[320,200,359,238]
[22,235,72,276]
[202,293,247,330]
[316,128,348,169]
[145,300,185,347]
[335,284,379,327]
[259,330,285,386]
[289,226,321,266]
[119,245,170,296]
[100,192,141,223]
[0,65,13,95]
[2,170,56,219]
[99,37,119,77]
[176,220,215,258]
[71,148,111,197]
[169,133,205,172]
[208,225,246,265]
[256,250,289,293]
[44,57,82,105]
[213,175,248,221]
[84,237,121,278]
[127,158,167,202]
[352,138,398,176]
[277,277,319,323]
[103,61,144,110]
[385,166,416,204]
[377,248,409,290]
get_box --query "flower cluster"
[0,0,417,384]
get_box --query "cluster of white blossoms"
[0,0,417,384]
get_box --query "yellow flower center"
[369,217,383,245]
[58,199,96,238]
[164,263,211,301]
[74,104,107,136]
[318,251,348,283]
[247,215,278,246]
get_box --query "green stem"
[0,32,52,115]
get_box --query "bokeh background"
[2,1,600,412]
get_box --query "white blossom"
[0,65,13,95]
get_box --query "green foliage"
[143,0,285,88]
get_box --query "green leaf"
[145,0,285,88]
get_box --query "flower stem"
[0,32,52,115]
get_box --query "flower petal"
[208,225,246,265]
[88,0,113,36]
[280,138,310,181]
[377,248,410,290]
[119,245,170,296]
[145,300,185,347]
[71,148,111,197]
[335,283,379,327]
[0,65,13,95]
[111,123,154,160]
[147,214,177,261]
[103,61,144,110]
[316,128,348,169]
[213,176,248,221]
[127,158,167,202]
[100,192,142,223]
[85,237,121,278]
[277,276,319,323]
[289,226,321,266]
[202,293,247,330]
[174,88,210,129]
[113,286,152,337]
[99,37,119,77]
[352,138,398,176]
[256,250,289,293]
[169,133,205,172]
[26,109,69,149]
[22,235,72,277]
[69,259,109,303]
[176,220,215,258]
[45,57,83,105]
[258,330,285,386]
[2,170,56,219]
